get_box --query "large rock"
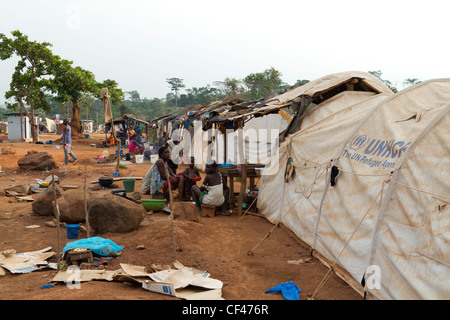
[32,184,64,216]
[1,146,16,154]
[88,194,145,233]
[18,151,57,170]
[59,189,92,223]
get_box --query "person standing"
[62,119,79,165]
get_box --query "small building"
[5,111,39,141]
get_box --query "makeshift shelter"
[104,113,150,144]
[157,96,293,170]
[257,76,450,300]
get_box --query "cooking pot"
[98,176,113,188]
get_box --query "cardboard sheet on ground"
[143,261,224,300]
[52,269,119,282]
[51,261,224,300]
[0,247,55,273]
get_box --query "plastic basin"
[142,199,167,212]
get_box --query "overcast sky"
[1,0,449,106]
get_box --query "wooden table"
[219,165,262,211]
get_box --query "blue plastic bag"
[62,237,123,256]
[265,281,301,300]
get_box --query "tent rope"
[232,176,261,229]
[247,162,330,256]
[337,168,392,177]
[390,180,450,200]
[309,175,392,300]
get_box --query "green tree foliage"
[48,55,124,135]
[242,67,288,100]
[368,70,398,93]
[98,79,124,106]
[126,90,141,102]
[403,78,421,87]
[0,30,54,142]
[166,77,185,107]
[222,77,245,97]
[48,56,98,134]
[295,79,310,86]
[0,30,126,137]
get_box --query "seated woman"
[191,160,231,215]
[141,146,185,198]
[129,134,145,155]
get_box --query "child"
[191,160,231,215]
[181,157,201,201]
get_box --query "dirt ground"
[0,132,361,301]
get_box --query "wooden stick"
[163,161,177,261]
[52,170,61,271]
[116,140,121,171]
[84,159,90,238]
[90,176,142,184]
[237,120,247,215]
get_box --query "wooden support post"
[163,162,177,261]
[84,159,90,238]
[52,170,61,271]
[237,119,247,215]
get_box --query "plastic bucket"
[66,224,80,239]
[135,155,144,163]
[123,179,135,192]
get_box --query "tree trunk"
[19,99,39,143]
[30,103,38,143]
[70,100,82,136]
[30,118,38,143]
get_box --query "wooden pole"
[20,106,23,142]
[116,139,121,171]
[84,159,90,238]
[237,119,247,216]
[109,116,120,172]
[52,170,61,271]
[163,161,177,261]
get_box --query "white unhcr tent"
[258,75,450,300]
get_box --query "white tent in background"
[45,117,56,133]
[257,75,450,300]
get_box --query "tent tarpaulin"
[258,78,450,300]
